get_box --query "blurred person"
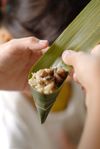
[0,0,90,44]
[0,0,90,148]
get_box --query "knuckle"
[28,37,39,43]
[9,39,19,47]
[9,39,16,44]
[8,39,17,49]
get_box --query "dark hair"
[0,0,90,44]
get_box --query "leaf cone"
[31,87,61,123]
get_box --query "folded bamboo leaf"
[31,86,61,123]
[28,0,100,123]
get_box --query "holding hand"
[62,45,100,149]
[0,37,48,90]
[62,45,100,109]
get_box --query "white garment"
[0,91,54,149]
[0,83,85,149]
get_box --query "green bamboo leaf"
[28,0,100,123]
[31,86,61,123]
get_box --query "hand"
[62,45,100,109]
[0,37,48,90]
[62,45,100,149]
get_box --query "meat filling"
[29,67,67,94]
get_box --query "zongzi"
[29,67,67,95]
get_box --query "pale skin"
[0,37,48,90]
[62,44,100,149]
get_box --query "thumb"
[62,50,78,67]
[26,40,48,51]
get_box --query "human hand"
[62,45,100,109]
[0,37,48,90]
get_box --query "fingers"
[29,40,48,51]
[62,45,100,69]
[62,50,76,66]
[10,37,48,51]
[62,50,85,67]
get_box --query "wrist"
[86,89,100,114]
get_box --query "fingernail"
[62,50,72,59]
[39,40,48,45]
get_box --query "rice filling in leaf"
[29,67,68,95]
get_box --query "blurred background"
[0,0,90,148]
